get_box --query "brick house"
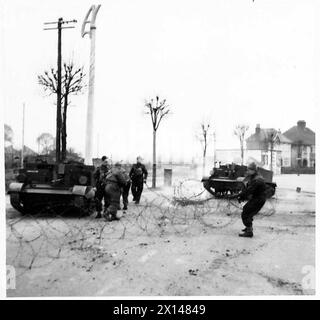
[245,124,292,174]
[282,120,315,170]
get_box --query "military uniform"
[129,162,148,204]
[238,172,267,237]
[94,162,110,218]
[104,167,128,220]
[120,168,131,210]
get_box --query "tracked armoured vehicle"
[8,159,96,215]
[202,164,276,199]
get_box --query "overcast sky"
[1,0,318,163]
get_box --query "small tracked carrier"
[202,164,276,199]
[8,160,96,215]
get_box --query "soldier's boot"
[95,211,102,219]
[109,210,119,221]
[103,212,113,221]
[239,227,253,238]
[104,206,119,221]
[241,227,247,232]
[123,205,128,210]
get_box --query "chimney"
[297,120,306,129]
[255,124,261,134]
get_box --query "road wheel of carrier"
[73,196,94,217]
[10,193,28,215]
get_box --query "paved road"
[6,179,315,296]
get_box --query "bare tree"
[234,124,249,165]
[36,133,54,155]
[38,61,86,161]
[145,96,170,188]
[4,124,13,144]
[4,124,14,168]
[196,121,211,173]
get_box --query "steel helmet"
[247,162,257,172]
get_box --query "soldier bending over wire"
[237,162,267,238]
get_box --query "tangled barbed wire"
[6,178,278,275]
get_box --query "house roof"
[5,145,37,156]
[276,132,292,144]
[23,145,37,155]
[283,121,315,145]
[246,128,292,146]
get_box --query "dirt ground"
[6,174,315,297]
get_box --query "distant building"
[4,145,37,169]
[245,124,292,174]
[283,120,315,169]
[200,121,315,175]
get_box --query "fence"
[281,167,315,174]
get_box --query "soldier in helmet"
[94,156,111,218]
[237,162,267,238]
[129,156,148,204]
[103,162,128,221]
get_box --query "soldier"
[120,166,131,210]
[103,162,128,221]
[94,156,110,219]
[129,156,148,204]
[237,162,267,238]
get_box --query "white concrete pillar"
[81,5,101,165]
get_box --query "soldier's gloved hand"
[237,196,242,203]
[143,179,146,184]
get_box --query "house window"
[303,159,308,167]
[283,158,290,167]
[261,154,268,166]
[276,158,281,167]
[297,159,302,167]
[302,146,308,156]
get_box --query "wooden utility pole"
[213,131,216,168]
[57,18,62,163]
[270,133,274,172]
[21,103,25,168]
[43,18,77,163]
